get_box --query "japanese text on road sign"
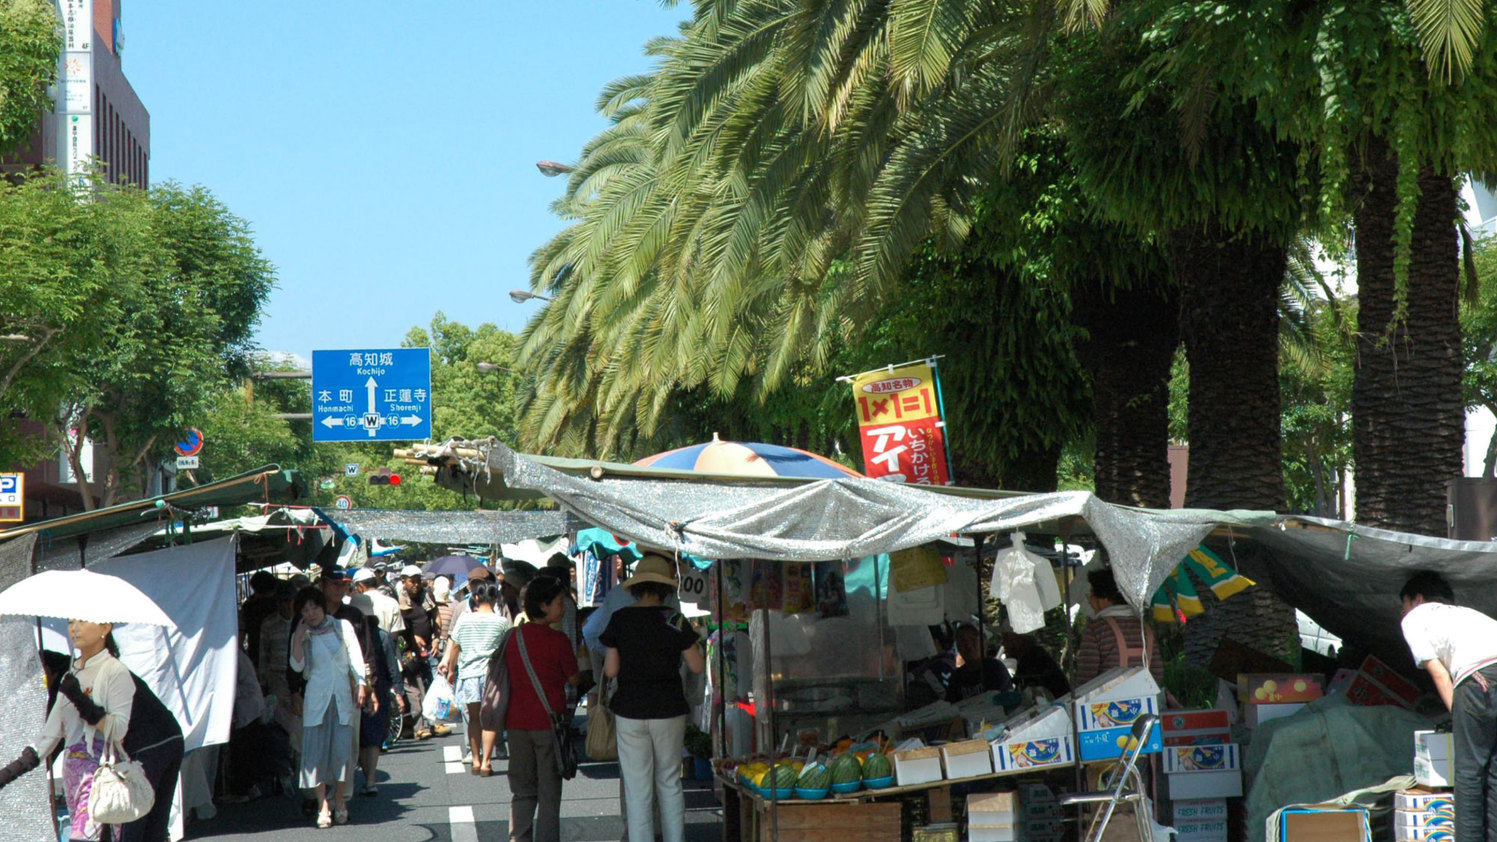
[312,348,433,442]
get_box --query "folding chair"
[1057,713,1160,842]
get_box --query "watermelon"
[861,752,892,780]
[797,763,830,790]
[772,763,799,789]
[828,754,861,785]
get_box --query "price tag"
[678,564,710,602]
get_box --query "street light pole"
[509,290,554,304]
[535,160,574,177]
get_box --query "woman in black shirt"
[600,555,704,842]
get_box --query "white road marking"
[444,746,463,762]
[449,805,479,842]
[445,762,465,775]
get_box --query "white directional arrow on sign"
[365,377,378,413]
[400,415,423,426]
[321,416,342,429]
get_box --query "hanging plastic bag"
[423,674,461,723]
[990,532,1057,633]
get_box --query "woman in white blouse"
[289,586,368,829]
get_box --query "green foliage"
[1462,232,1497,474]
[0,0,59,155]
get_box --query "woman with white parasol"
[0,569,184,842]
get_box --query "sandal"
[316,809,333,829]
[477,765,492,777]
[333,805,349,825]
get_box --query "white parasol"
[0,569,176,627]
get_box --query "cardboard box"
[1240,673,1325,704]
[1165,744,1243,798]
[892,745,944,787]
[1174,819,1229,842]
[1073,667,1163,762]
[1393,824,1455,842]
[968,791,1017,816]
[940,738,994,779]
[1173,799,1228,823]
[968,826,1017,842]
[1246,702,1305,729]
[1164,746,1241,799]
[911,823,960,842]
[1019,783,1055,804]
[1281,808,1371,842]
[1395,789,1456,813]
[992,704,1077,775]
[1162,709,1232,746]
[1415,731,1454,788]
[1393,809,1456,828]
[1355,655,1420,707]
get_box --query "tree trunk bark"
[1170,223,1297,666]
[1351,136,1463,537]
[1072,280,1178,508]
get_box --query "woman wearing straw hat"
[600,554,705,842]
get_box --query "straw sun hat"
[621,554,678,589]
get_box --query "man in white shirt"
[1400,571,1497,842]
[353,567,406,635]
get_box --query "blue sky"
[125,1,690,364]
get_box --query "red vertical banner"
[849,362,952,485]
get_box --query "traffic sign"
[0,473,22,522]
[344,463,360,477]
[311,349,433,442]
[174,428,204,457]
[175,456,200,470]
[335,495,353,510]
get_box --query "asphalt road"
[183,731,724,841]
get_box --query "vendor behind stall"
[1002,627,1070,699]
[1399,571,1497,842]
[946,623,1012,702]
[1076,567,1163,685]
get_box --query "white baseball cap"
[351,567,378,584]
[400,564,424,579]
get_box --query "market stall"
[422,439,1494,842]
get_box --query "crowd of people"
[227,549,707,842]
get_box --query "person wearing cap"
[600,554,705,842]
[353,567,405,636]
[432,576,454,644]
[398,564,451,740]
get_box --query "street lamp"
[509,290,553,304]
[475,362,511,373]
[535,160,574,177]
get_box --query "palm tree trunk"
[1351,136,1463,536]
[1072,280,1178,508]
[1170,223,1298,665]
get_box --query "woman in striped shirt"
[446,581,511,775]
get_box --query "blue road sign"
[311,348,433,442]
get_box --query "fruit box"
[1163,744,1242,799]
[1162,709,1232,746]
[1173,799,1228,823]
[1240,673,1325,704]
[1281,807,1371,842]
[1174,819,1229,842]
[1340,655,1421,710]
[1393,809,1456,829]
[990,703,1077,775]
[940,738,993,779]
[892,745,944,787]
[1245,702,1305,729]
[1415,731,1454,788]
[1072,666,1163,762]
[1394,789,1455,814]
[1393,823,1455,842]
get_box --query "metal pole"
[761,590,778,841]
[715,561,727,759]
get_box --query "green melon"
[828,754,861,785]
[861,752,891,780]
[797,763,830,789]
[772,763,799,788]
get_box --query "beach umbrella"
[574,528,643,562]
[633,433,861,480]
[0,569,175,627]
[1151,545,1256,623]
[424,554,482,582]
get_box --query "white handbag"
[88,740,155,825]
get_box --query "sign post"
[312,349,433,442]
[0,473,22,522]
[846,360,954,485]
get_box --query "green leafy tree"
[0,0,59,155]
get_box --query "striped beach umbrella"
[633,433,862,480]
[1151,545,1256,623]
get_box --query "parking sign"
[0,473,23,523]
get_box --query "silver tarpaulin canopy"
[445,441,1497,661]
[316,508,572,545]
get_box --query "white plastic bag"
[990,532,1060,633]
[422,674,461,723]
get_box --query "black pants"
[1454,665,1497,842]
[105,737,184,842]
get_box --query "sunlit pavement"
[182,731,724,841]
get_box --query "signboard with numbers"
[0,472,23,522]
[849,361,953,485]
[311,348,433,442]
